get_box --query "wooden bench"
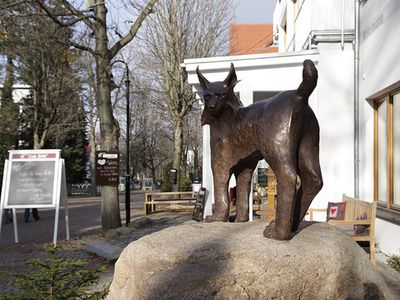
[255,209,276,222]
[309,194,377,264]
[144,192,197,215]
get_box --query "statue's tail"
[296,59,318,99]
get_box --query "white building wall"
[274,0,354,52]
[0,84,30,104]
[294,0,312,50]
[314,43,354,209]
[311,0,354,31]
[359,0,400,255]
[273,0,356,212]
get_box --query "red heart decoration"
[330,208,337,214]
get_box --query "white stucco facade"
[358,0,400,255]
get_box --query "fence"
[67,183,100,197]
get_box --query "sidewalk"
[1,191,399,298]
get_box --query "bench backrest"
[342,193,377,235]
[342,194,376,220]
[145,191,197,201]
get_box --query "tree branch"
[58,0,97,31]
[33,0,96,31]
[70,41,98,57]
[110,0,158,58]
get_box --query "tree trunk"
[95,4,121,230]
[88,116,97,196]
[172,117,183,191]
[87,60,97,196]
[32,80,41,150]
[2,56,14,104]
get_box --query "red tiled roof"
[229,24,277,55]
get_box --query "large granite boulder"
[107,222,392,299]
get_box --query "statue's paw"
[235,216,249,222]
[263,221,277,239]
[205,214,228,223]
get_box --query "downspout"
[341,0,345,50]
[354,0,360,198]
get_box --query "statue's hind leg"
[263,156,298,240]
[291,129,323,232]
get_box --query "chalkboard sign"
[7,161,55,206]
[0,149,69,246]
[2,150,61,208]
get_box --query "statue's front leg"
[235,168,255,222]
[205,167,231,222]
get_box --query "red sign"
[12,153,57,159]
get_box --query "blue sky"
[235,0,275,23]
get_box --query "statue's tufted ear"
[223,63,239,89]
[196,66,210,91]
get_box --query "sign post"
[0,150,69,246]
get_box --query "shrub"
[0,247,109,300]
[179,175,192,192]
[387,254,400,273]
[161,165,172,192]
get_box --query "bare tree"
[127,79,172,182]
[79,51,98,195]
[0,56,18,186]
[31,0,159,230]
[138,0,234,190]
[1,3,82,150]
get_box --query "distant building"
[229,24,277,55]
[0,84,31,106]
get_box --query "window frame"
[373,85,400,225]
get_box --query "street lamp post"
[111,60,131,226]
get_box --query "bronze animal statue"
[196,60,323,240]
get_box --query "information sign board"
[95,151,119,186]
[169,168,177,184]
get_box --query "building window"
[374,87,400,224]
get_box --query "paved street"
[0,191,147,246]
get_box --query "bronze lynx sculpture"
[196,60,323,240]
